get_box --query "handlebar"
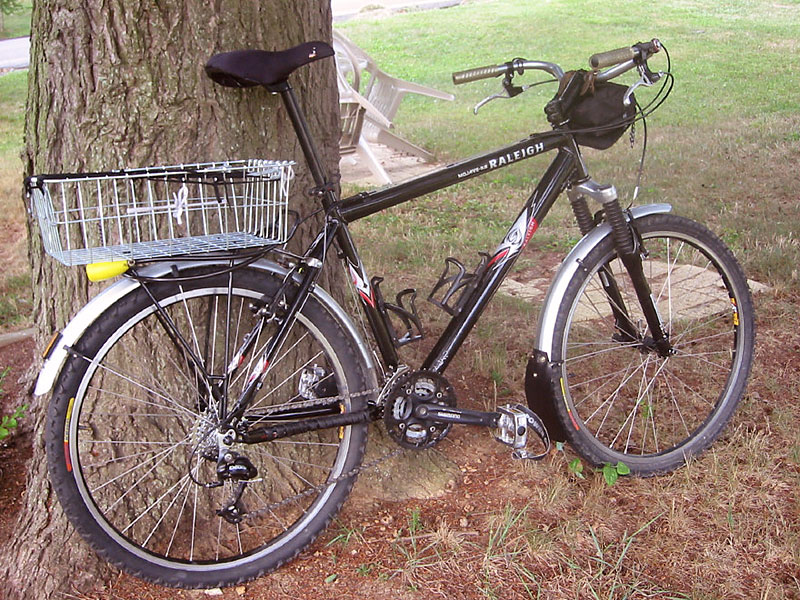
[452,64,510,85]
[452,59,565,85]
[589,39,662,69]
[452,39,661,86]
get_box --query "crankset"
[382,370,551,459]
[384,370,456,449]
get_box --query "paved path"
[0,2,461,70]
[332,0,460,20]
[0,36,29,69]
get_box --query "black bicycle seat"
[205,41,334,88]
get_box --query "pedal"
[494,404,551,460]
[427,253,488,316]
[371,277,424,348]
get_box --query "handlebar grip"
[452,64,508,85]
[589,46,636,70]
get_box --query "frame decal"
[457,142,546,179]
[348,262,376,308]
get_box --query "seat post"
[272,81,333,200]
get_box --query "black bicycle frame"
[274,83,587,381]
[344,141,579,373]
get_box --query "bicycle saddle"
[205,41,334,88]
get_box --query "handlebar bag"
[569,72,637,150]
[551,70,637,150]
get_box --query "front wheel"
[548,214,755,475]
[45,266,373,587]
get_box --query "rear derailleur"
[193,422,259,524]
[215,450,259,524]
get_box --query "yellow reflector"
[42,331,61,359]
[85,261,129,282]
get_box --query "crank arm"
[413,403,550,459]
[413,403,500,428]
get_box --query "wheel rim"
[560,229,747,460]
[66,283,357,570]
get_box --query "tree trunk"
[3,2,341,598]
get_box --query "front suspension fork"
[568,181,672,356]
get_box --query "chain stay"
[228,384,409,523]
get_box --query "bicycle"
[26,38,755,588]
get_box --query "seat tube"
[274,82,335,202]
[274,82,401,369]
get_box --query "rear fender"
[34,259,374,395]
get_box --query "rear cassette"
[383,370,456,449]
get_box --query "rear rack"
[26,159,295,266]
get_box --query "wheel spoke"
[557,215,752,472]
[56,272,368,579]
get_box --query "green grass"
[339,0,800,292]
[0,1,31,39]
[0,70,29,332]
[0,70,26,155]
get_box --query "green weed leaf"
[324,573,338,584]
[616,462,630,476]
[0,403,28,441]
[602,463,619,486]
[568,457,585,479]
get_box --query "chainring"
[383,370,456,449]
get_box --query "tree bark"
[3,2,341,598]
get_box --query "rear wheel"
[46,266,373,587]
[549,214,755,474]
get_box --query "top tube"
[339,131,571,223]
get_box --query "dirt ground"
[1,148,796,600]
[2,287,797,600]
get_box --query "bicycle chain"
[234,386,410,523]
[240,444,407,523]
[251,390,375,417]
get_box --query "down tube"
[422,149,577,374]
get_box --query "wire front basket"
[26,159,295,266]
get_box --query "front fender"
[535,203,672,358]
[34,259,374,395]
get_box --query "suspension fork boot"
[603,197,635,255]
[524,350,567,443]
[567,189,596,236]
[569,179,634,253]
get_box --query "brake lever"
[623,63,664,106]
[474,74,526,114]
[474,91,507,114]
